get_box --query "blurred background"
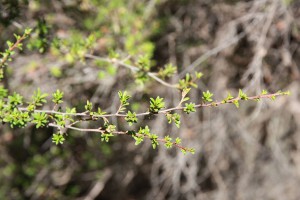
[0,0,300,199]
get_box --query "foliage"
[166,113,181,128]
[0,1,298,199]
[52,89,64,104]
[125,111,138,126]
[32,112,48,128]
[202,90,214,102]
[0,28,32,79]
[149,96,165,113]
[184,102,196,114]
[52,133,65,145]
[0,27,290,155]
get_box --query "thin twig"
[18,92,288,119]
[85,54,178,89]
[48,123,191,152]
[0,34,27,68]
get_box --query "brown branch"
[48,123,191,152]
[17,91,289,119]
[0,34,28,68]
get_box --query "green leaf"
[175,137,181,144]
[261,90,268,95]
[108,49,120,59]
[31,88,48,106]
[137,55,151,71]
[233,100,239,108]
[238,89,248,100]
[50,66,62,78]
[133,135,144,145]
[195,71,203,79]
[3,109,30,128]
[96,107,107,115]
[271,96,276,100]
[17,43,23,50]
[101,132,114,142]
[173,113,181,128]
[184,102,196,114]
[222,92,234,103]
[104,123,116,133]
[158,63,177,79]
[85,100,93,112]
[179,87,191,105]
[0,69,3,80]
[66,107,76,114]
[8,92,23,107]
[182,87,191,96]
[178,73,198,89]
[149,96,165,113]
[118,91,130,104]
[185,73,191,82]
[131,129,146,145]
[54,114,66,127]
[150,134,159,149]
[283,90,291,95]
[181,148,187,155]
[164,135,173,149]
[85,33,96,48]
[7,41,13,48]
[0,86,8,98]
[118,91,130,112]
[125,111,137,126]
[32,112,48,128]
[135,71,149,85]
[202,90,213,102]
[166,113,181,128]
[14,34,21,40]
[101,123,116,142]
[138,126,151,136]
[24,28,33,35]
[52,133,65,145]
[188,148,196,154]
[52,89,64,104]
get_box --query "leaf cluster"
[178,72,203,89]
[149,96,165,113]
[0,28,291,155]
[0,28,32,79]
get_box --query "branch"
[48,123,193,153]
[0,29,32,68]
[17,91,289,120]
[85,54,178,89]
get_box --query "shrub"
[0,28,290,155]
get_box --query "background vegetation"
[0,0,299,199]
